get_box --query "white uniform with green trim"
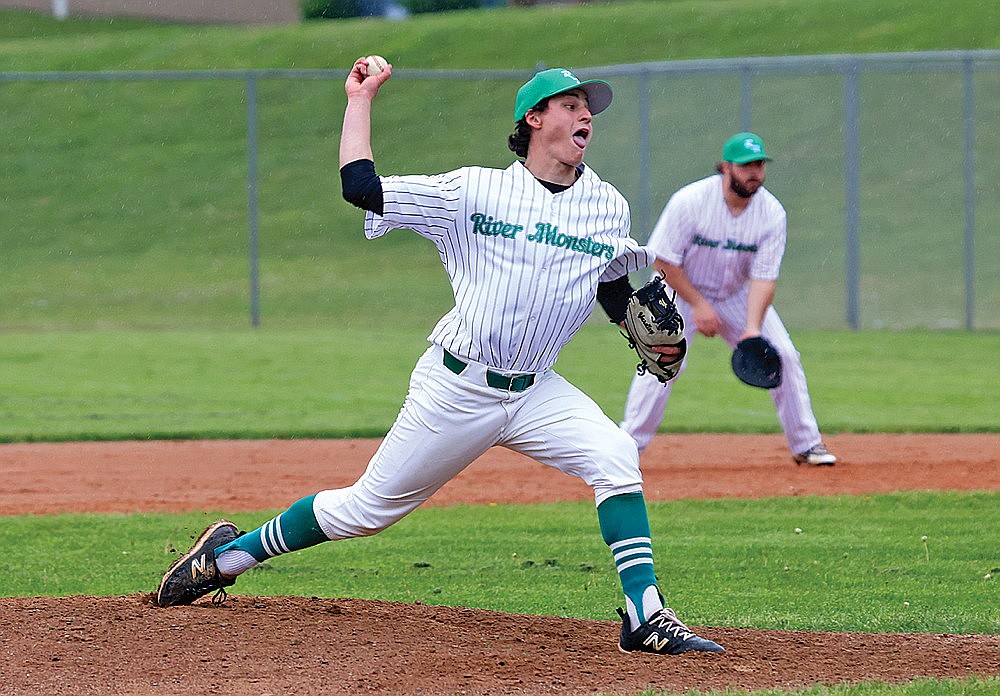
[313,161,655,538]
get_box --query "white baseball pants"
[314,345,643,541]
[620,288,823,455]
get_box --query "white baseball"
[364,55,388,77]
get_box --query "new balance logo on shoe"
[643,632,673,652]
[191,554,208,579]
[156,520,240,608]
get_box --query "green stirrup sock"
[216,494,328,563]
[598,492,659,620]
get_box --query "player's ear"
[525,108,544,130]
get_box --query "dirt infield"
[1,433,998,695]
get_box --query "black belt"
[442,350,536,392]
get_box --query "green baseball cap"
[513,68,613,122]
[722,132,772,164]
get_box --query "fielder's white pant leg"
[501,371,643,506]
[313,346,505,540]
[714,294,823,454]
[619,298,696,453]
[759,308,823,454]
[620,371,677,453]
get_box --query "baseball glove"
[622,275,686,383]
[731,336,782,389]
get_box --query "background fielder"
[620,133,837,466]
[156,62,724,656]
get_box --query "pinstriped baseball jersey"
[647,174,786,301]
[365,160,654,373]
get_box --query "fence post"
[637,68,651,241]
[843,63,861,331]
[963,58,976,330]
[246,72,261,328]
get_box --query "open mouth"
[572,128,590,149]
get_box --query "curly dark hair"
[507,96,551,159]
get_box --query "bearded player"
[620,132,837,467]
[154,61,725,657]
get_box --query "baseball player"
[155,62,725,656]
[620,132,837,466]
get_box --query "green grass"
[2,492,997,635]
[2,1,997,71]
[0,327,996,441]
[0,8,167,39]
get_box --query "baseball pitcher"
[155,61,725,656]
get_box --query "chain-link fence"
[3,50,998,331]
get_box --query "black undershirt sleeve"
[340,158,384,215]
[596,275,634,325]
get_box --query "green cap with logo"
[722,132,772,164]
[514,68,613,122]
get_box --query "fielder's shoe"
[617,607,725,655]
[156,520,239,607]
[793,443,837,466]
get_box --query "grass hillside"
[3,2,999,333]
[2,1,998,70]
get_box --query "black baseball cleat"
[617,607,725,655]
[156,520,240,607]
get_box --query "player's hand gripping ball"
[363,55,389,77]
[623,275,687,383]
